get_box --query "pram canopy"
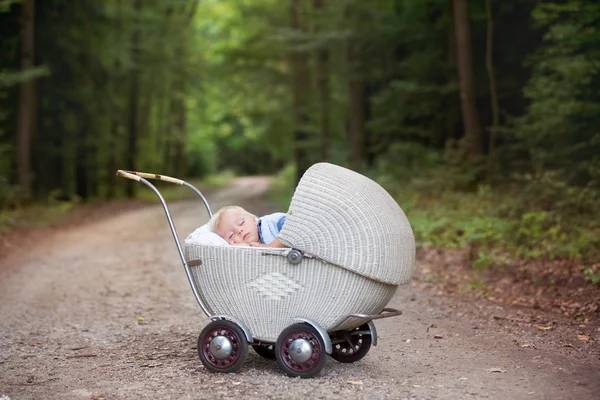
[278,163,415,286]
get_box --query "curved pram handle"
[117,170,213,217]
[116,169,213,317]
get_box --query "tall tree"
[125,0,141,198]
[290,0,311,183]
[453,0,483,157]
[171,0,199,178]
[485,0,500,164]
[16,0,35,198]
[348,43,366,171]
[313,0,330,162]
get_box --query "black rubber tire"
[252,344,276,360]
[198,320,249,373]
[329,324,372,363]
[275,323,327,378]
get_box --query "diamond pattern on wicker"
[248,272,303,300]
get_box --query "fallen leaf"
[577,335,590,341]
[520,343,536,349]
[346,381,362,385]
[536,326,552,331]
[486,368,507,373]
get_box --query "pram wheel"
[329,323,372,363]
[198,320,249,374]
[252,344,276,360]
[275,323,327,378]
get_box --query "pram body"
[117,162,415,378]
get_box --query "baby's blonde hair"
[208,206,256,233]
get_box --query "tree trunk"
[453,0,483,157]
[313,0,330,162]
[137,91,152,169]
[446,0,460,143]
[290,0,311,184]
[125,0,141,198]
[172,95,186,177]
[348,44,366,170]
[106,120,119,199]
[485,0,500,160]
[75,110,89,200]
[16,0,36,199]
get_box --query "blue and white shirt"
[257,212,287,245]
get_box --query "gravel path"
[1,177,598,400]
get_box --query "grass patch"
[0,201,77,234]
[267,164,296,208]
[390,183,600,265]
[203,170,236,189]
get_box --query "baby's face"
[216,209,260,245]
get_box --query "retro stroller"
[117,162,415,378]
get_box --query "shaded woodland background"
[1,0,599,283]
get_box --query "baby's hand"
[248,241,268,248]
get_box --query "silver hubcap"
[289,338,312,363]
[210,335,233,359]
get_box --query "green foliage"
[192,0,293,174]
[203,171,236,189]
[394,179,599,266]
[584,267,600,286]
[0,199,76,234]
[515,1,600,188]
[0,175,22,209]
[0,66,49,88]
[267,164,296,208]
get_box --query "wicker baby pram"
[117,162,415,378]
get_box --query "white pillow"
[185,223,229,247]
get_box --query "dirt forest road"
[1,177,599,400]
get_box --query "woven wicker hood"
[278,163,415,285]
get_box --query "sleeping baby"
[208,206,288,248]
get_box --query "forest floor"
[0,177,598,400]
